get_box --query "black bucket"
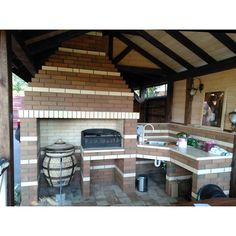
[136,174,148,192]
[197,184,226,200]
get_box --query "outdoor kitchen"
[1,30,236,207]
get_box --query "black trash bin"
[197,184,226,200]
[136,174,148,192]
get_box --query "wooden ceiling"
[10,30,236,89]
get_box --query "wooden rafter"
[25,30,68,45]
[20,30,55,40]
[111,32,176,74]
[113,46,132,64]
[138,30,194,70]
[166,31,217,64]
[28,30,89,55]
[210,32,236,54]
[11,32,36,76]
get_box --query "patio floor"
[37,171,180,206]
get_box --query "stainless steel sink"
[144,141,168,146]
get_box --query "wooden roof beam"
[210,32,236,54]
[28,30,89,55]
[137,30,194,70]
[25,30,68,45]
[20,30,55,40]
[113,46,132,64]
[111,32,176,75]
[166,56,236,81]
[117,65,165,77]
[11,32,36,76]
[166,30,217,64]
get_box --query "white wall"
[39,119,124,147]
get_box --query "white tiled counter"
[136,143,232,199]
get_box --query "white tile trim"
[21,181,38,187]
[115,166,136,178]
[59,47,105,55]
[82,148,125,154]
[166,175,192,181]
[80,171,90,182]
[136,160,154,164]
[19,110,139,120]
[123,135,137,139]
[21,136,38,142]
[41,65,120,76]
[90,164,115,170]
[26,86,133,97]
[21,159,37,165]
[82,176,90,182]
[171,158,232,175]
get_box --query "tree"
[12,73,27,95]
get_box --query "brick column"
[80,151,91,197]
[165,162,192,198]
[20,118,39,205]
[115,158,136,192]
[114,119,137,192]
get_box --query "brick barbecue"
[19,32,139,205]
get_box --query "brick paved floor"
[37,172,179,206]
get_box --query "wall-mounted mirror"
[202,91,224,128]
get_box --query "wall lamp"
[190,78,204,96]
[229,109,236,132]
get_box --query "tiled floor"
[37,172,179,206]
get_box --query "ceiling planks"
[138,30,194,70]
[210,32,236,54]
[166,30,217,64]
[9,30,236,89]
[111,32,176,74]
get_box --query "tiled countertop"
[137,143,232,161]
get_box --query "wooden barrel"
[42,139,77,187]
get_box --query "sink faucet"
[142,123,155,144]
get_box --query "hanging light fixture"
[229,109,236,132]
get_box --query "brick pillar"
[165,162,192,198]
[80,151,90,197]
[113,119,137,192]
[115,158,136,192]
[20,118,39,206]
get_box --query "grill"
[42,139,77,187]
[81,128,122,149]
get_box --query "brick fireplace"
[19,32,139,205]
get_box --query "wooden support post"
[184,78,193,125]
[0,30,14,206]
[140,88,147,122]
[230,134,236,197]
[166,81,173,122]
